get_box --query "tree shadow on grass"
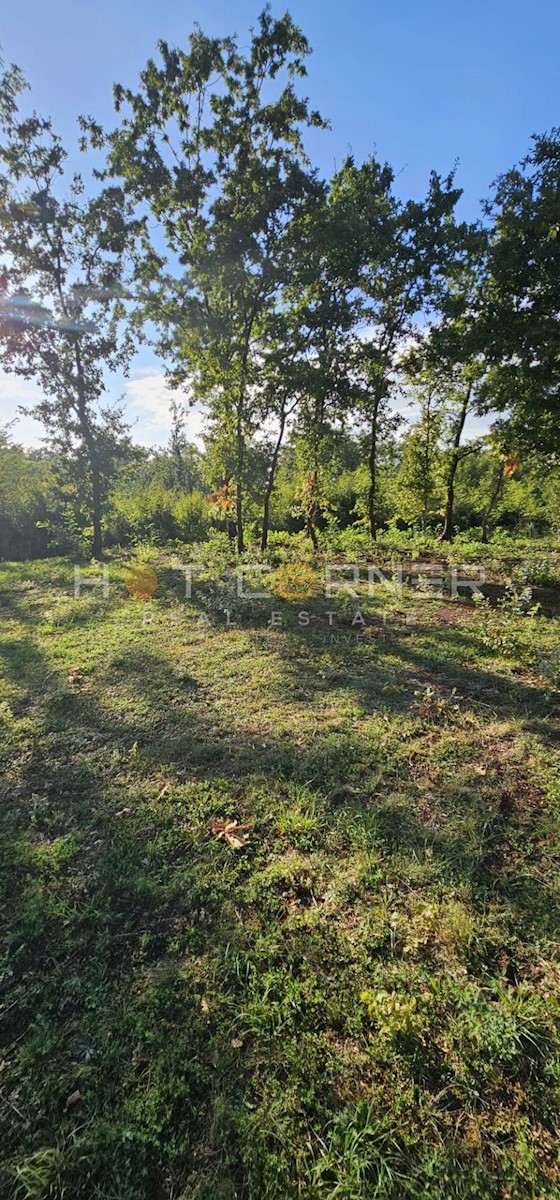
[1,580,560,1197]
[264,608,560,743]
[2,587,558,927]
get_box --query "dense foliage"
[2,13,560,1200]
[2,419,560,561]
[0,10,559,559]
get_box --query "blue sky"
[1,0,559,446]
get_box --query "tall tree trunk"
[439,383,472,544]
[368,394,381,541]
[261,408,287,553]
[422,389,433,530]
[305,507,319,550]
[305,468,319,549]
[235,309,258,557]
[174,442,184,490]
[235,405,245,555]
[89,458,103,561]
[440,478,456,545]
[482,459,504,543]
[261,492,272,555]
[74,341,103,560]
[304,384,326,552]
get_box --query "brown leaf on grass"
[209,818,251,849]
[64,1090,82,1110]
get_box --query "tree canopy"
[1,12,560,557]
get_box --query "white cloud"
[124,370,205,448]
[0,372,39,406]
[0,364,493,454]
[0,371,45,445]
[0,365,207,449]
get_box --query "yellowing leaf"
[503,457,520,477]
[210,818,251,849]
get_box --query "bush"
[173,492,210,542]
[107,480,210,546]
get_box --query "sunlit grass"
[1,554,559,1198]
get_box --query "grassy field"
[1,549,560,1199]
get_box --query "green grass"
[1,552,560,1199]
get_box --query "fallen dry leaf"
[209,818,251,849]
[64,1090,82,1110]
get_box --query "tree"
[437,364,482,541]
[395,379,444,529]
[168,398,203,493]
[0,57,137,558]
[274,168,372,547]
[98,9,326,553]
[327,155,471,539]
[257,316,303,550]
[0,425,53,558]
[481,131,560,456]
[405,225,492,541]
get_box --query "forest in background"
[4,12,560,1200]
[0,8,559,563]
[2,421,560,563]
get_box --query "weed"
[1,553,559,1198]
